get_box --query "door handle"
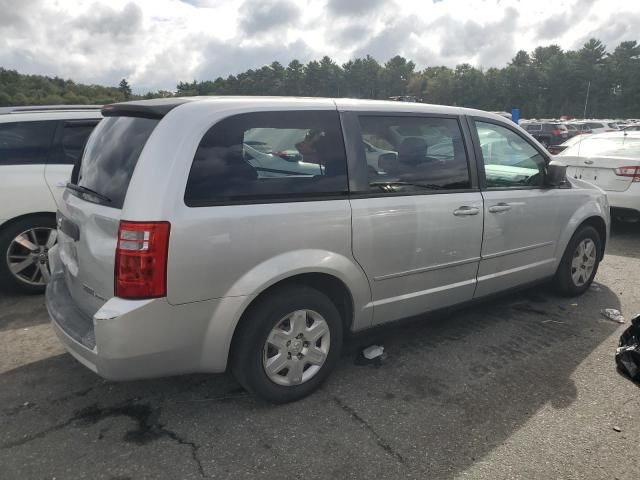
[584,159,594,165]
[453,206,480,216]
[488,203,512,213]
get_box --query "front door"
[471,119,566,297]
[348,113,484,325]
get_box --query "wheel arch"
[554,195,609,271]
[578,215,607,260]
[0,211,57,234]
[228,272,355,365]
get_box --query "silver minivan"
[46,97,610,403]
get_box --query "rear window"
[0,120,57,165]
[184,110,348,206]
[77,116,158,208]
[561,137,640,158]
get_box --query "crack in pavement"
[0,416,77,450]
[0,400,206,478]
[332,395,405,464]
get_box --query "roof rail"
[0,105,103,115]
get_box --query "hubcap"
[6,227,57,286]
[570,238,596,287]
[262,309,330,386]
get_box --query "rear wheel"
[0,215,57,294]
[553,225,601,296]
[231,285,343,403]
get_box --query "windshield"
[78,116,159,208]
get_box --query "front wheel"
[553,225,601,296]
[231,285,343,403]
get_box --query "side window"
[184,111,348,206]
[475,121,545,188]
[0,121,57,165]
[50,122,98,165]
[358,116,471,193]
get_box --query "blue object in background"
[511,108,520,124]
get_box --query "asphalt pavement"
[1,222,639,479]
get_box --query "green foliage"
[118,78,132,100]
[3,38,640,117]
[0,67,128,106]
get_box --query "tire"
[0,215,57,294]
[231,285,344,403]
[553,225,601,296]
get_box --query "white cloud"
[0,0,638,91]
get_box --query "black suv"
[521,121,569,148]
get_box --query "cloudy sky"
[1,0,639,91]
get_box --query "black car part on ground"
[616,314,640,383]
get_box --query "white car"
[560,131,640,219]
[0,106,101,292]
[581,121,619,134]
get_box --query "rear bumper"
[606,187,640,216]
[46,268,241,380]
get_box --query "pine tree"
[118,78,132,100]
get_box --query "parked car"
[547,134,590,155]
[521,121,569,147]
[563,123,582,139]
[46,98,610,403]
[582,121,619,134]
[568,122,594,135]
[560,131,640,220]
[623,124,640,132]
[0,105,101,292]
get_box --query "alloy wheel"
[6,227,57,286]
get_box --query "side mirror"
[545,160,567,187]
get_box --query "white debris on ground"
[601,308,625,323]
[362,345,384,360]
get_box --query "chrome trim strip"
[481,241,554,260]
[477,258,556,283]
[373,256,482,281]
[369,278,477,308]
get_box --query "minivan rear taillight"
[115,221,170,299]
[614,166,640,182]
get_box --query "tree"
[7,38,640,117]
[380,56,415,98]
[118,78,132,100]
[285,60,305,96]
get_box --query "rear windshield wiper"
[66,183,112,203]
[370,180,443,190]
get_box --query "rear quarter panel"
[165,200,373,330]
